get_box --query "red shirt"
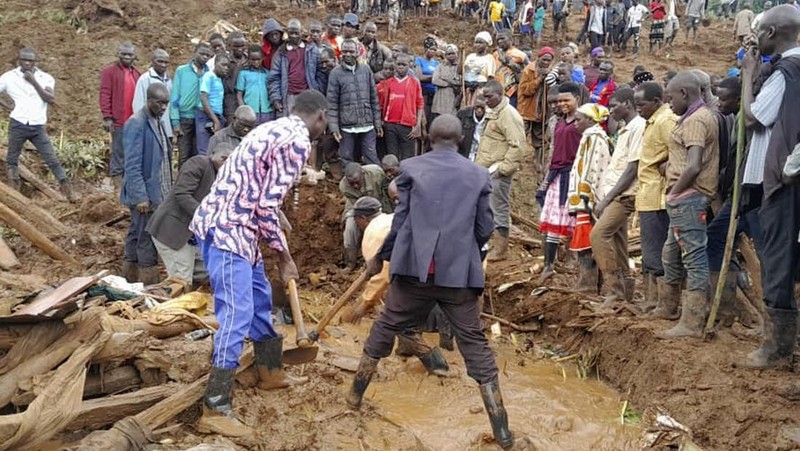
[322,34,341,59]
[122,67,136,122]
[262,40,278,69]
[384,76,424,128]
[286,46,308,94]
[650,1,666,20]
[551,118,582,170]
[377,79,391,118]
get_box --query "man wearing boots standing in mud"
[633,81,676,315]
[347,115,513,450]
[0,48,77,202]
[189,90,329,437]
[657,71,719,339]
[100,43,141,188]
[738,5,800,370]
[591,87,645,306]
[475,80,526,262]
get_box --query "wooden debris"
[1,273,103,322]
[0,238,19,270]
[0,202,77,264]
[66,385,174,432]
[13,365,143,407]
[0,272,47,294]
[480,312,540,332]
[0,181,68,237]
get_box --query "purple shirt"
[190,116,311,264]
[551,117,582,170]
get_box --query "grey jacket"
[326,62,382,134]
[378,147,494,289]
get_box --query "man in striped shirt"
[189,90,328,437]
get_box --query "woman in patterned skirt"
[649,0,667,54]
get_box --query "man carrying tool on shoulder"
[188,90,329,437]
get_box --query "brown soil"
[0,1,788,450]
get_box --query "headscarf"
[590,47,604,58]
[576,103,609,123]
[475,31,493,46]
[633,71,655,85]
[423,36,438,49]
[537,46,555,58]
[445,43,458,54]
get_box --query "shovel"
[309,269,369,342]
[281,279,319,365]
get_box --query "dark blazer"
[378,146,494,289]
[120,108,169,207]
[457,107,479,159]
[146,155,218,250]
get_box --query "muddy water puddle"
[316,325,641,450]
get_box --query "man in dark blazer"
[147,142,234,288]
[456,94,487,160]
[120,83,171,285]
[345,114,513,450]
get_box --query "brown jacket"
[517,61,547,122]
[475,97,526,176]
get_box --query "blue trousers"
[199,231,278,369]
[662,192,710,292]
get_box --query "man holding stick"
[189,90,328,436]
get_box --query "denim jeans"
[124,206,159,268]
[706,200,763,272]
[7,119,67,181]
[662,192,710,292]
[339,129,379,166]
[195,110,226,157]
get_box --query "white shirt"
[0,67,55,126]
[627,4,649,28]
[600,115,645,198]
[520,2,534,24]
[589,5,605,34]
[743,47,800,185]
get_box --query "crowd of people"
[0,0,798,448]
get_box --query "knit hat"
[261,18,283,35]
[352,197,382,217]
[475,31,493,46]
[576,103,609,123]
[537,46,555,58]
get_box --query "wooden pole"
[309,270,368,341]
[0,202,78,264]
[0,181,68,236]
[705,84,746,335]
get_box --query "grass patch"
[620,400,642,425]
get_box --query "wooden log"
[129,316,219,339]
[91,332,149,364]
[0,321,66,376]
[0,237,19,270]
[0,181,67,236]
[0,312,100,406]
[0,147,66,202]
[510,211,540,231]
[0,202,78,264]
[77,348,255,450]
[13,365,143,407]
[66,385,174,431]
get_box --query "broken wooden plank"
[66,385,174,431]
[0,202,77,265]
[0,237,19,270]
[0,181,68,236]
[4,273,100,320]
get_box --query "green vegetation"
[54,132,107,179]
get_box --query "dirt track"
[1,1,797,450]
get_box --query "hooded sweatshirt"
[261,18,283,69]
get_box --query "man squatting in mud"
[187,90,329,436]
[347,115,514,450]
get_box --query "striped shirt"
[743,47,800,185]
[190,116,311,264]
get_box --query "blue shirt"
[169,61,209,125]
[199,71,225,115]
[736,47,771,64]
[236,68,272,114]
[414,57,439,94]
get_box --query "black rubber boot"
[479,380,514,450]
[254,336,308,389]
[640,273,658,313]
[650,278,681,320]
[346,354,379,409]
[439,331,455,351]
[539,240,558,283]
[575,251,599,294]
[419,347,450,377]
[737,307,798,370]
[711,270,738,327]
[197,367,252,436]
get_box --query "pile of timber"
[0,177,76,268]
[0,277,226,451]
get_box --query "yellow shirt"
[490,1,505,22]
[636,104,677,212]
